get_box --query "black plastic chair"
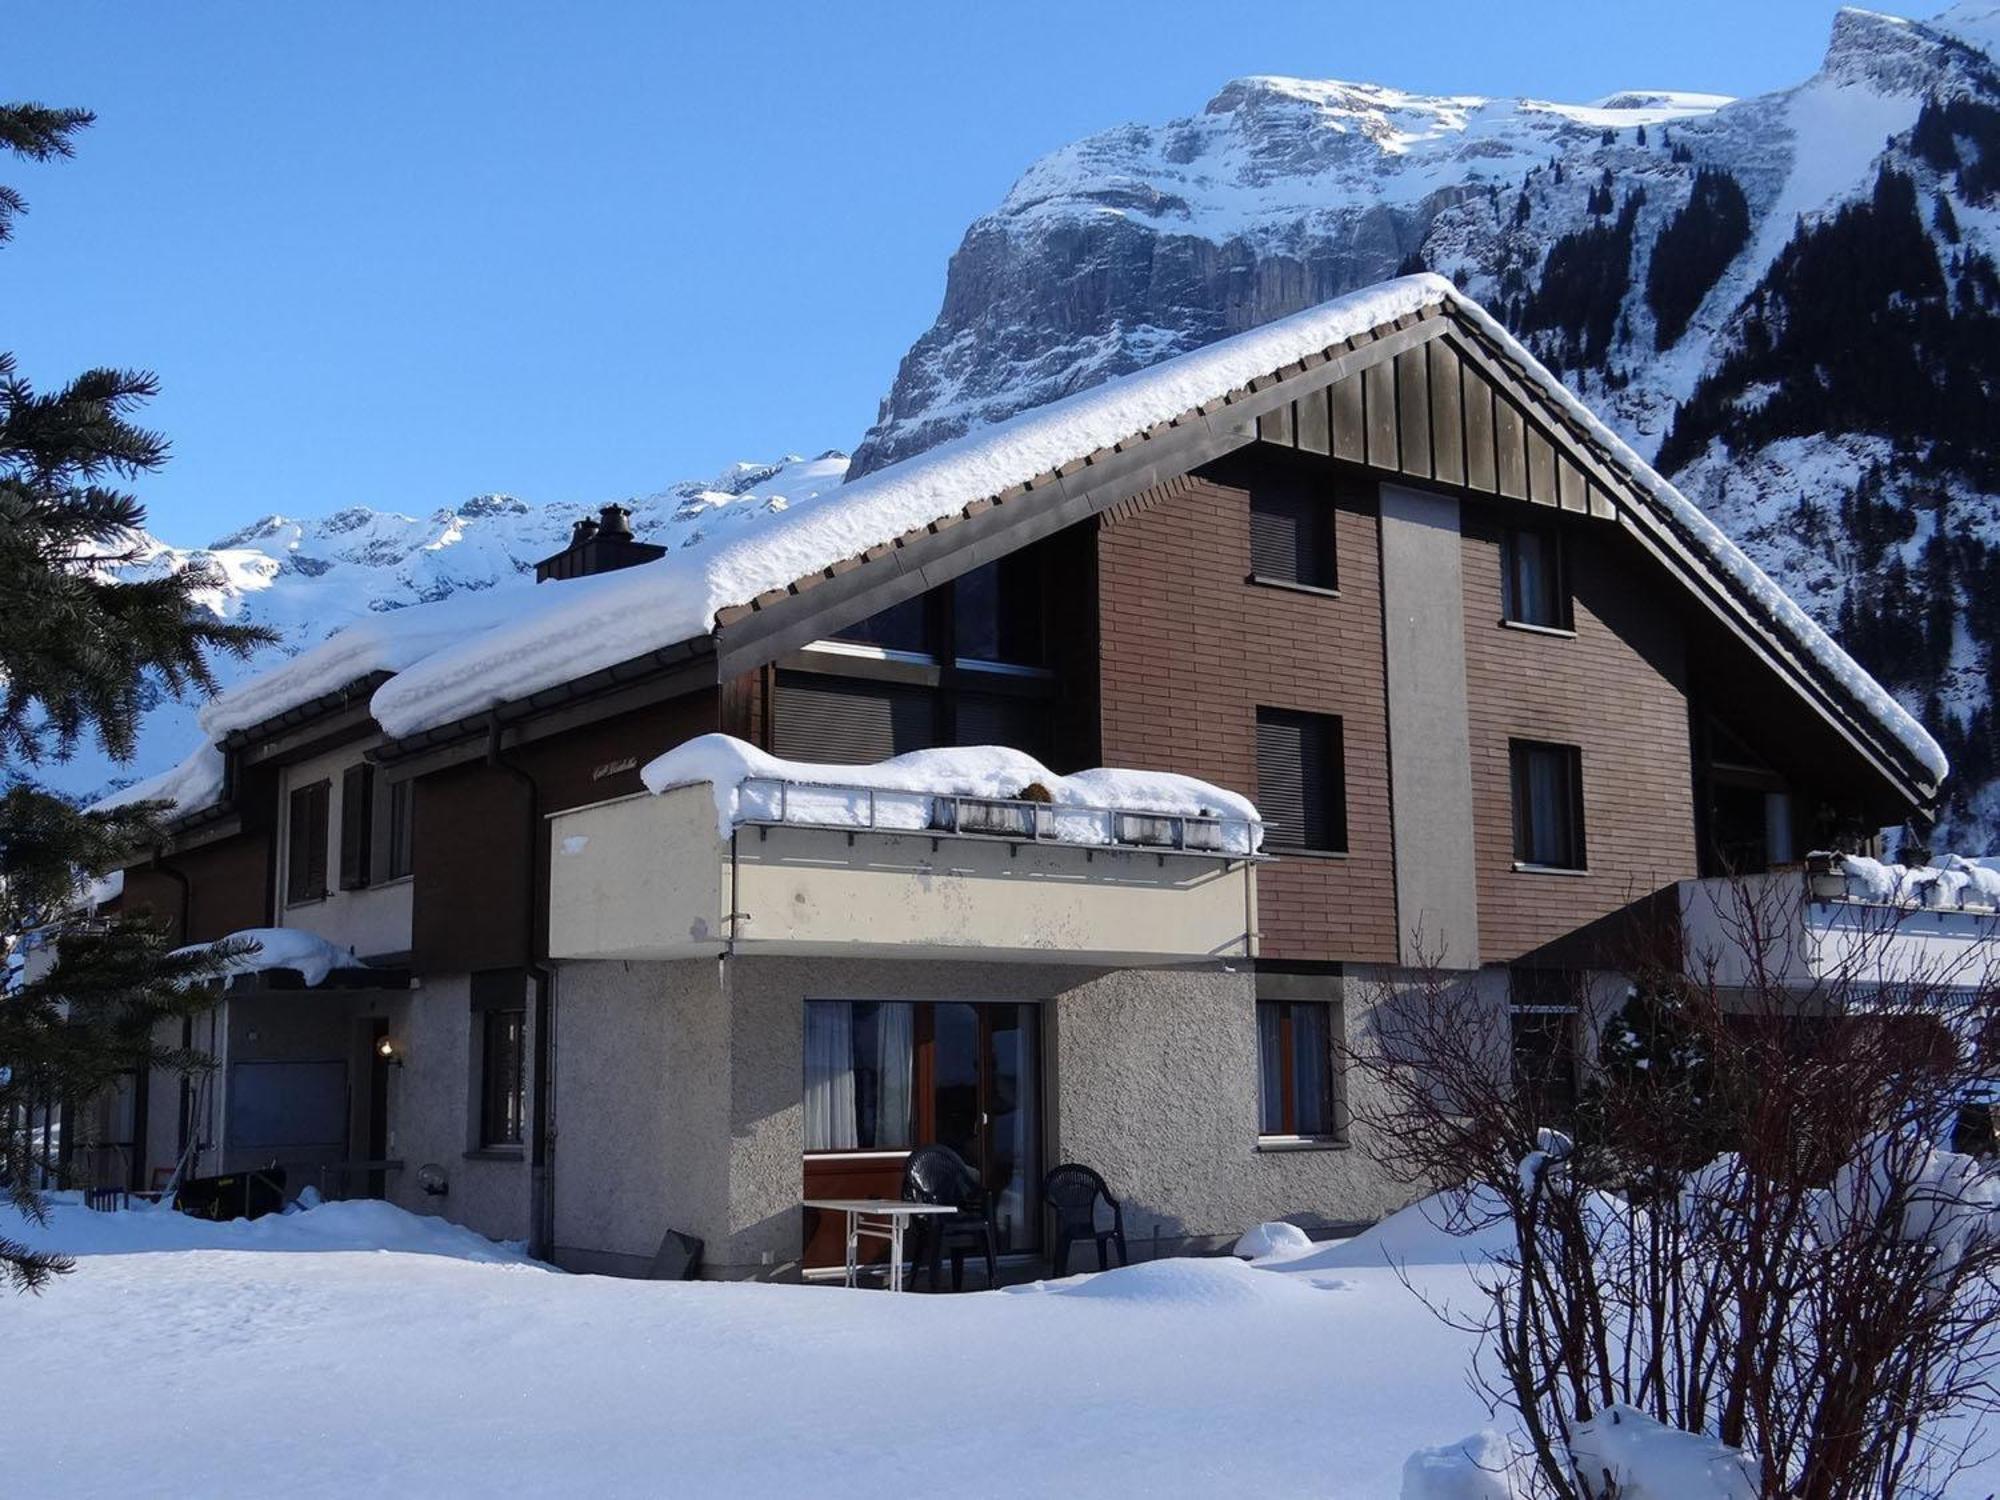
[901,1144,999,1291]
[1043,1163,1128,1276]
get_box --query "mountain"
[854,2,2000,848]
[32,454,848,805]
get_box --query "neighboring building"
[73,274,1945,1278]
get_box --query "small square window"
[1502,526,1569,629]
[1249,483,1337,591]
[1256,709,1347,853]
[1511,741,1586,870]
[1257,1000,1336,1137]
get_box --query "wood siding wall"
[119,832,272,946]
[1095,455,1398,963]
[1461,508,1699,959]
[410,689,720,974]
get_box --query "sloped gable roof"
[159,274,1943,814]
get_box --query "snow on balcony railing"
[1814,853,2000,915]
[641,734,1264,857]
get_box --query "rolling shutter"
[772,674,937,764]
[1249,485,1335,589]
[953,691,1046,760]
[339,763,374,890]
[1255,709,1346,852]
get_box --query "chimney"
[533,503,664,584]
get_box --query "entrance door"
[801,1000,1041,1267]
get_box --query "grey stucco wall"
[1048,964,1416,1254]
[380,973,533,1244]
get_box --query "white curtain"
[874,1002,914,1149]
[804,1002,857,1151]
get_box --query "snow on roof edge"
[1438,293,1947,790]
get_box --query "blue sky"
[12,1,1863,542]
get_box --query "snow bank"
[1233,1221,1315,1260]
[172,926,368,988]
[1281,1187,1519,1272]
[1836,852,2000,911]
[1567,1404,1759,1499]
[1401,1429,1530,1499]
[1820,1132,2000,1276]
[639,733,1264,852]
[2,1192,539,1266]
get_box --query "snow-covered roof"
[172,927,370,988]
[641,734,1263,855]
[134,273,1943,807]
[93,743,226,820]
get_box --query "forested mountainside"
[854,3,2000,847]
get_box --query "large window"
[1256,708,1347,853]
[479,1006,527,1149]
[1502,525,1569,630]
[285,780,331,904]
[1511,740,1585,870]
[1249,482,1337,591]
[1257,1000,1336,1138]
[831,593,932,655]
[804,1000,915,1152]
[953,555,1046,666]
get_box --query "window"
[1510,969,1579,1121]
[285,780,331,904]
[1256,708,1347,852]
[831,593,933,656]
[338,764,373,891]
[1258,1000,1336,1137]
[1249,482,1337,590]
[953,555,1046,666]
[804,1000,915,1152]
[1502,525,1569,629]
[479,1007,527,1149]
[1511,741,1585,870]
[383,777,414,881]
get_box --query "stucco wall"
[1048,965,1416,1253]
[380,972,534,1243]
[276,742,413,961]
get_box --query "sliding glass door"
[802,1000,1041,1266]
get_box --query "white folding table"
[803,1198,958,1291]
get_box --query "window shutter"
[772,674,936,764]
[339,764,374,890]
[952,691,1046,760]
[288,781,330,903]
[1249,486,1335,589]
[1256,709,1346,851]
[306,782,329,898]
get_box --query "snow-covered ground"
[7,1191,1995,1497]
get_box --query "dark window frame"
[1256,999,1338,1138]
[478,1006,527,1150]
[1248,481,1339,593]
[285,779,331,904]
[382,777,414,882]
[338,763,374,892]
[1255,707,1349,854]
[1509,968,1581,1121]
[1510,740,1586,870]
[1501,523,1571,631]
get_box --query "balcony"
[547,780,1261,966]
[1677,862,2000,994]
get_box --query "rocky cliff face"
[855,2,2000,846]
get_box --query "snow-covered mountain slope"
[30,454,848,805]
[855,2,2000,847]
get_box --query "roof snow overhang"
[253,274,1932,813]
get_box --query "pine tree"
[1936,191,1961,245]
[0,102,269,1291]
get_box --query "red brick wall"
[1095,456,1398,963]
[1461,507,1699,959]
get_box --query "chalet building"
[76,274,1945,1278]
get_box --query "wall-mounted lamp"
[375,1035,405,1068]
[416,1162,449,1198]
